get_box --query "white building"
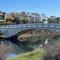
[30,13,41,23]
[0,12,6,21]
[41,14,48,24]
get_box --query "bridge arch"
[10,28,58,40]
[0,23,60,38]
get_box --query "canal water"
[0,39,25,59]
[0,24,60,60]
[0,35,46,59]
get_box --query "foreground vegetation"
[0,44,15,60]
[7,48,45,60]
[7,40,60,60]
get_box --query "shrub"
[43,40,60,60]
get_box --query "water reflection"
[0,39,24,54]
[0,39,24,60]
[6,53,16,59]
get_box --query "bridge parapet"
[0,24,60,28]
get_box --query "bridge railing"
[0,23,60,29]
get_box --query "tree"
[12,17,20,24]
[56,17,60,24]
[21,19,29,23]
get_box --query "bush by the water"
[43,40,60,60]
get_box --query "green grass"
[7,48,45,60]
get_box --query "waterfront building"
[30,13,41,23]
[41,14,48,24]
[0,12,6,21]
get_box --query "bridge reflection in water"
[0,23,60,38]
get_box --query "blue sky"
[0,0,60,16]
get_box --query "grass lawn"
[7,48,45,60]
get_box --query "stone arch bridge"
[0,23,60,38]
